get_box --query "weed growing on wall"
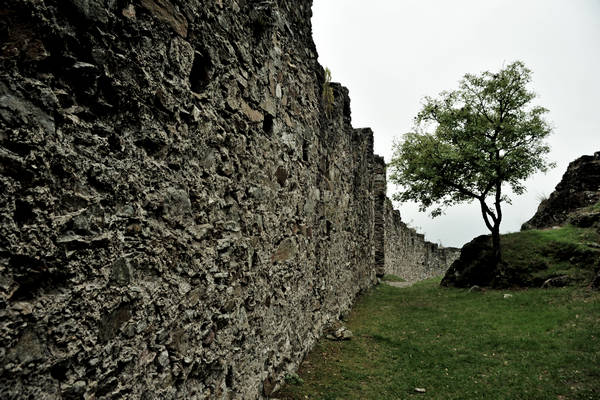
[322,67,334,116]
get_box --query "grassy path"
[276,279,600,400]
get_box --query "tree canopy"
[389,61,553,266]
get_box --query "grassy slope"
[501,225,600,286]
[276,279,600,400]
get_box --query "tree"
[389,61,553,273]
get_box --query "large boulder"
[522,151,600,230]
[440,235,503,288]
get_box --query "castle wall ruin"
[1,1,456,398]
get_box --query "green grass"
[501,225,600,286]
[276,279,600,400]
[383,274,407,282]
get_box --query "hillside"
[442,152,600,289]
[441,224,600,288]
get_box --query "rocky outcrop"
[522,152,600,230]
[0,0,456,398]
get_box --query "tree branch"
[479,199,495,232]
[464,83,495,124]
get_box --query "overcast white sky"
[312,0,600,247]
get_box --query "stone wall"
[383,198,459,282]
[373,155,387,277]
[1,0,455,399]
[0,1,381,398]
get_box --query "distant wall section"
[383,197,459,281]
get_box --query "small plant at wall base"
[389,61,554,281]
[284,373,304,386]
[322,67,335,116]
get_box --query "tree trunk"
[491,224,506,287]
[491,226,502,266]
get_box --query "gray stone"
[0,93,55,134]
[324,322,353,341]
[8,330,44,364]
[68,0,110,24]
[340,328,353,340]
[110,257,132,286]
[541,275,571,288]
[139,0,188,37]
[169,37,195,78]
[72,380,87,395]
[271,238,297,263]
[157,350,169,367]
[12,302,34,315]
